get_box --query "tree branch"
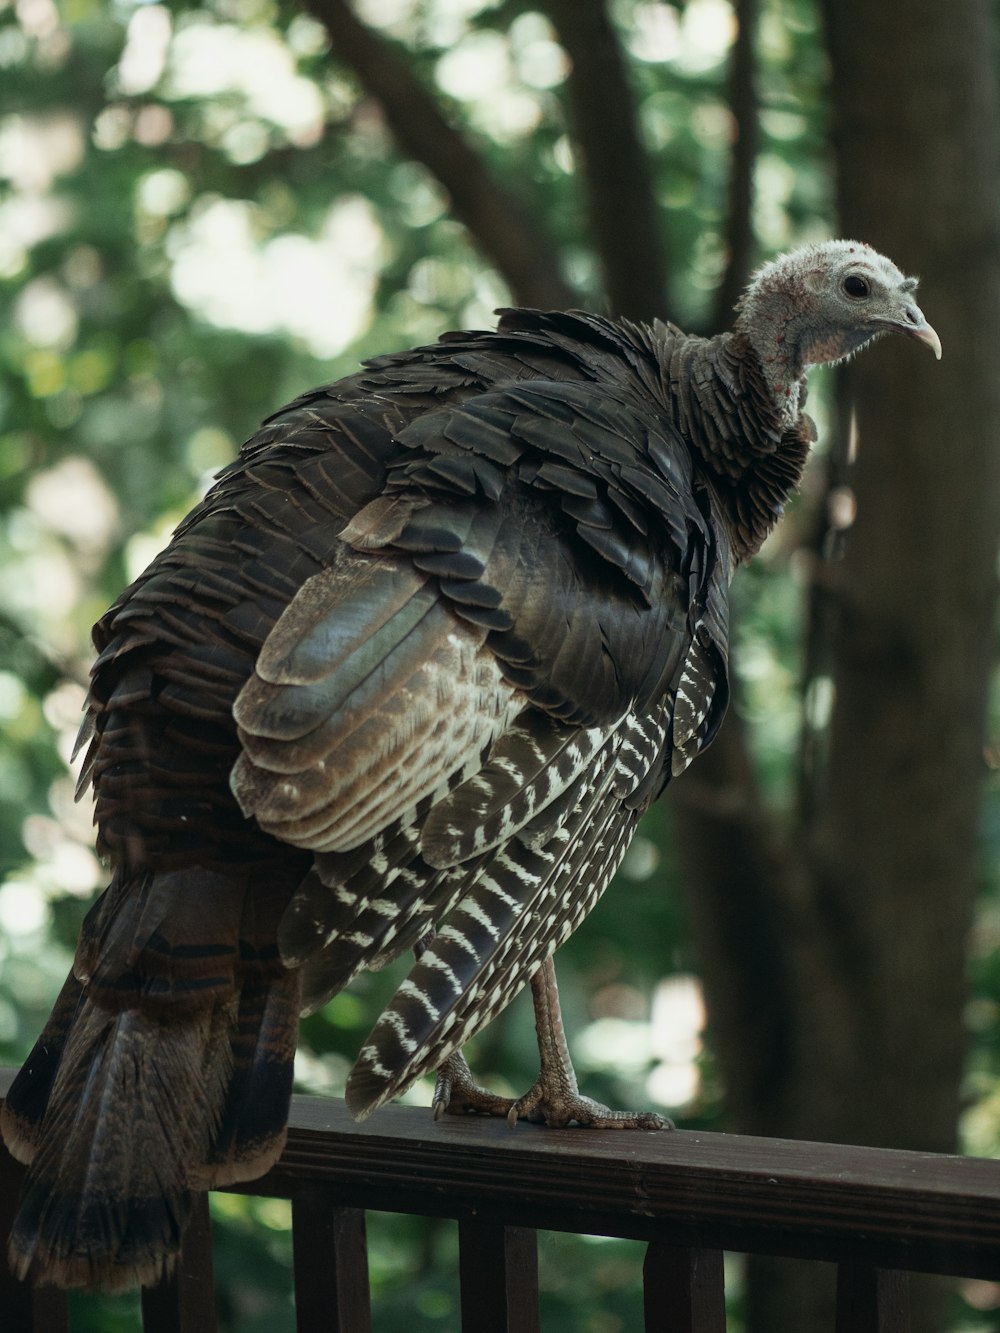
[310,0,578,309]
[711,0,760,330]
[542,0,671,319]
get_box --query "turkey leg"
[433,957,669,1130]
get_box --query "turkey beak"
[899,308,942,360]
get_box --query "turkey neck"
[651,326,814,566]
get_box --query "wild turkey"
[1,241,939,1290]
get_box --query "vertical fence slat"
[0,1145,69,1333]
[836,1264,911,1333]
[140,1192,218,1333]
[3,1277,69,1333]
[459,1218,539,1333]
[292,1193,371,1333]
[643,1242,727,1333]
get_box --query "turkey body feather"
[1,243,940,1289]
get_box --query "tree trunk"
[542,0,672,319]
[739,3,1000,1328]
[817,0,1000,1171]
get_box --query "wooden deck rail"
[3,1066,1000,1331]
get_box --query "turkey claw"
[433,1051,670,1130]
[433,1051,516,1121]
[506,1084,671,1131]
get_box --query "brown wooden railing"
[3,1065,1000,1331]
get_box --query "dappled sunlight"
[646,975,705,1110]
[509,12,567,91]
[14,274,77,349]
[293,1045,351,1099]
[13,0,59,42]
[0,671,27,727]
[41,680,88,759]
[355,0,420,31]
[15,679,104,904]
[168,193,386,354]
[166,18,326,143]
[115,4,171,96]
[436,28,547,140]
[754,154,804,249]
[2,511,87,646]
[17,828,101,899]
[137,166,192,220]
[575,974,706,1117]
[356,0,493,48]
[0,111,84,192]
[577,1015,655,1074]
[26,454,119,559]
[0,194,70,278]
[619,833,660,883]
[961,1074,1000,1159]
[625,3,680,63]
[678,0,736,72]
[0,880,50,937]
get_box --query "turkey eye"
[843,274,870,299]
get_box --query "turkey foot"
[432,1047,519,1120]
[434,957,670,1130]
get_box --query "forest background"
[1,0,999,1329]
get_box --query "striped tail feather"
[511,733,620,850]
[670,627,725,777]
[420,711,622,866]
[280,763,482,1013]
[344,704,668,1119]
[344,719,622,973]
[422,730,661,1053]
[397,803,642,1092]
[283,711,627,1014]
